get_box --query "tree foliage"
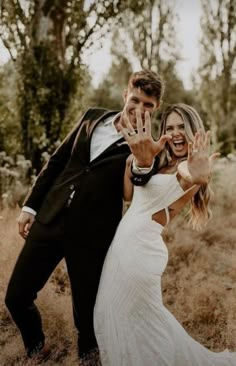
[116,0,179,74]
[198,0,236,153]
[90,56,133,111]
[0,62,20,154]
[92,0,192,117]
[0,0,141,171]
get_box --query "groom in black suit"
[5,69,165,362]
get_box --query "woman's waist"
[123,209,165,230]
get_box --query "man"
[5,69,168,363]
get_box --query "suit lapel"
[91,137,130,166]
[88,110,120,137]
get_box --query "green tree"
[90,47,133,110]
[117,0,179,73]
[0,0,141,171]
[109,0,190,107]
[0,62,20,154]
[92,1,193,122]
[198,0,236,153]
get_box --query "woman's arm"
[168,130,219,222]
[123,154,134,202]
[152,183,200,225]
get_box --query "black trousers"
[5,208,108,357]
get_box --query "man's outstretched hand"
[118,109,171,168]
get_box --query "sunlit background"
[0,1,236,365]
[1,0,201,89]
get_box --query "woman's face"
[165,111,188,159]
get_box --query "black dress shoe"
[29,343,51,364]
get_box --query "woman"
[94,104,235,365]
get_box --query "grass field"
[0,162,236,365]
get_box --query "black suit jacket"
[23,108,155,248]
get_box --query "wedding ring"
[192,149,198,153]
[128,131,136,137]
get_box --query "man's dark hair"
[128,69,164,101]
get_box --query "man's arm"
[23,109,90,211]
[17,109,91,239]
[130,157,159,186]
[118,109,171,187]
[124,155,158,200]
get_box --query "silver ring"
[192,149,198,153]
[128,131,136,137]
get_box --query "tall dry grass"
[0,162,236,365]
[162,162,236,351]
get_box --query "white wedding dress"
[94,173,236,366]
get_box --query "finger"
[209,152,220,170]
[27,220,34,232]
[154,135,172,154]
[119,124,132,142]
[204,130,211,149]
[192,134,197,151]
[136,108,144,135]
[188,142,193,158]
[209,152,221,162]
[123,109,135,133]
[159,134,172,145]
[18,220,25,237]
[193,130,200,150]
[25,223,30,233]
[23,227,29,238]
[144,111,151,136]
[198,129,204,145]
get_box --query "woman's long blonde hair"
[158,103,212,230]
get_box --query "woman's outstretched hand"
[118,109,171,168]
[178,130,220,185]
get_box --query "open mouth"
[173,139,185,150]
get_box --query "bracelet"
[132,158,154,173]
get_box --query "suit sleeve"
[130,156,159,186]
[23,109,91,211]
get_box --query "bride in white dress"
[94,103,236,366]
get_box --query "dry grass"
[0,163,236,365]
[162,163,236,351]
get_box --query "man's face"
[122,87,159,128]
